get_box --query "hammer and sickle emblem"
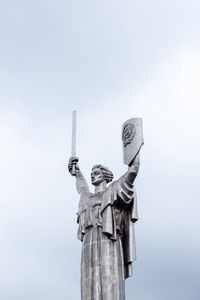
[122,123,136,147]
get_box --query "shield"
[122,118,144,165]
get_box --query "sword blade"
[71,111,76,157]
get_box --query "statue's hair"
[92,164,114,183]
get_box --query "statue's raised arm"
[68,157,89,195]
[122,152,140,184]
[107,153,140,214]
[108,118,143,210]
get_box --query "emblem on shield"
[122,123,136,147]
[122,118,144,165]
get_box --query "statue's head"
[91,164,113,186]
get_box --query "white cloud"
[0,1,200,299]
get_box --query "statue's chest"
[87,193,124,229]
[86,193,103,226]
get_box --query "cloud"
[0,1,200,299]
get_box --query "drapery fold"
[77,176,138,299]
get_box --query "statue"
[68,112,143,300]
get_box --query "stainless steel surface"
[68,117,143,299]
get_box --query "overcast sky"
[0,1,200,299]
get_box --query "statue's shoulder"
[106,176,123,191]
[105,181,115,192]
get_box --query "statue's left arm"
[123,153,140,185]
[117,154,140,278]
[110,153,140,210]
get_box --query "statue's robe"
[77,175,138,300]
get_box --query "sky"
[0,0,200,299]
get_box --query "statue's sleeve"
[101,176,138,237]
[100,176,138,279]
[116,176,134,203]
[115,177,138,278]
[101,176,138,220]
[116,176,138,221]
[75,171,89,195]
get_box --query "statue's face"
[91,167,104,186]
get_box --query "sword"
[71,110,77,176]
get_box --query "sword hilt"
[71,162,77,176]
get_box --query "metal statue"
[68,112,144,300]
